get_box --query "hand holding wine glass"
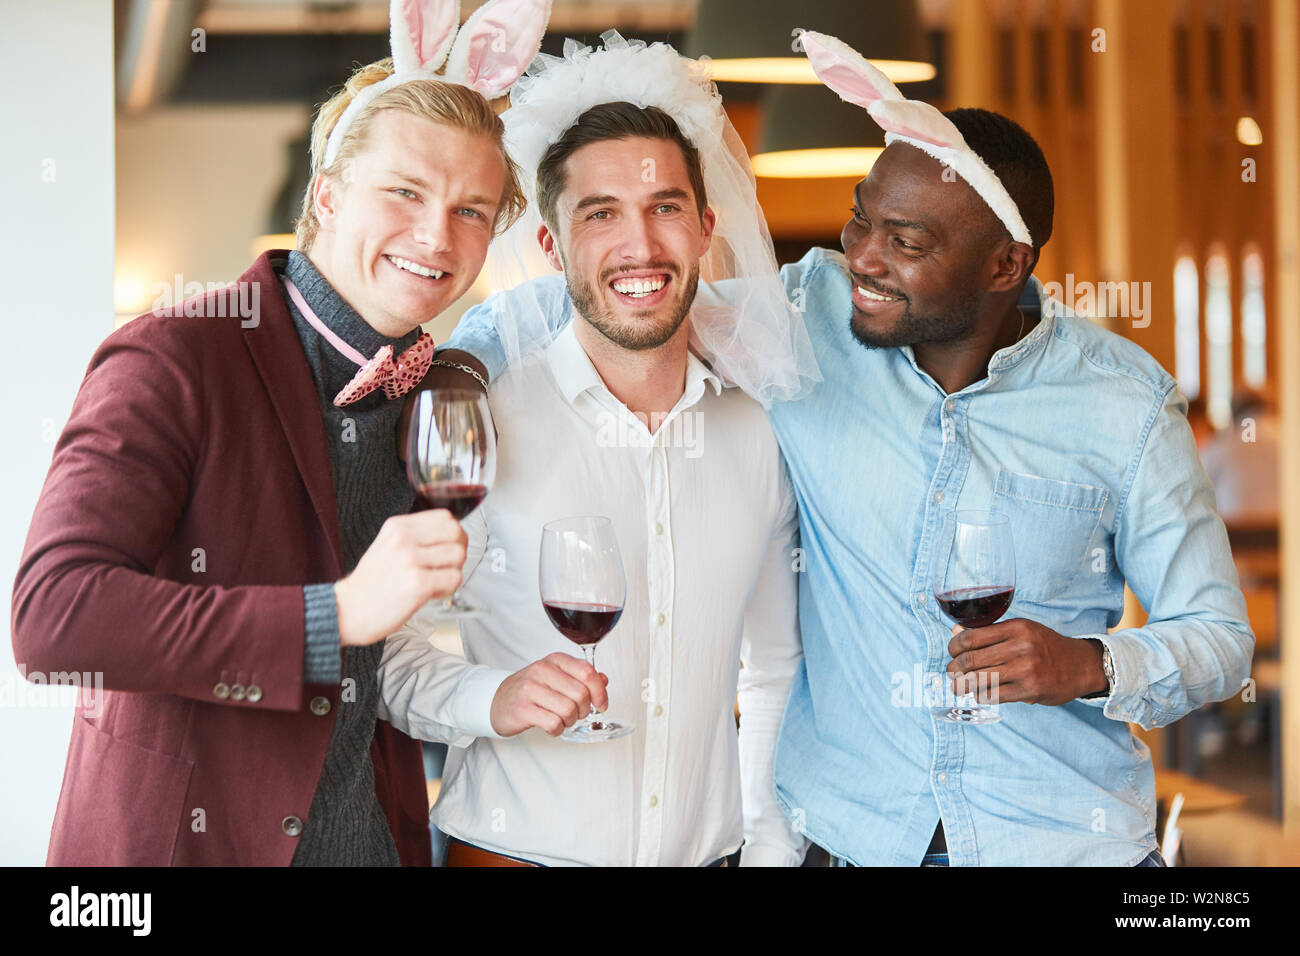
[489,652,610,737]
[406,388,496,617]
[931,509,1015,724]
[539,516,634,743]
[334,509,468,647]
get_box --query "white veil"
[484,30,821,408]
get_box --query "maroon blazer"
[12,251,431,866]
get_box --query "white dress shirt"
[379,322,806,866]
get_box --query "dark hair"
[943,108,1054,253]
[535,102,707,230]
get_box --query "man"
[10,36,534,863]
[435,32,1254,866]
[379,36,809,867]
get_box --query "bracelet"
[429,359,489,392]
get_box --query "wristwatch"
[1084,638,1115,699]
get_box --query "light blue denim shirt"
[444,247,1254,866]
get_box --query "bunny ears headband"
[322,0,552,167]
[796,29,1033,247]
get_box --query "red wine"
[542,601,623,646]
[413,482,487,520]
[935,586,1015,628]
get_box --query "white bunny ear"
[443,0,551,99]
[797,29,904,110]
[390,0,460,74]
[868,99,965,149]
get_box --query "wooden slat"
[1267,0,1300,836]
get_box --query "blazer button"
[309,696,332,716]
[213,682,231,700]
[230,683,246,701]
[281,816,303,837]
[246,685,263,703]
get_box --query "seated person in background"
[1200,388,1280,525]
[380,34,814,867]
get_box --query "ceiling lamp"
[752,84,886,179]
[686,0,934,85]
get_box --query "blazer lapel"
[241,251,346,576]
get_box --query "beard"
[566,259,699,351]
[849,284,982,350]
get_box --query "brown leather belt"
[444,838,540,867]
[443,837,730,867]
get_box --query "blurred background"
[2,0,1297,865]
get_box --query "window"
[1241,246,1266,388]
[1205,248,1233,429]
[1174,254,1200,400]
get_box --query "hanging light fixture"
[686,0,934,85]
[752,83,886,179]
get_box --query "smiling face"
[538,136,715,352]
[841,142,1006,350]
[309,109,507,338]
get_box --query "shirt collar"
[898,275,1057,387]
[545,320,724,410]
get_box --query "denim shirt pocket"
[991,470,1110,604]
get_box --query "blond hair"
[295,58,526,251]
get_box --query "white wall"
[0,0,115,864]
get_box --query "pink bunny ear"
[797,30,904,110]
[867,99,964,149]
[390,0,460,74]
[443,0,551,99]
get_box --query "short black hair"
[535,102,707,230]
[943,108,1054,253]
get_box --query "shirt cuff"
[739,841,806,867]
[448,666,512,741]
[302,583,342,684]
[1076,632,1143,721]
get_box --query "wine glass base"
[560,720,636,743]
[932,706,1002,725]
[430,600,489,620]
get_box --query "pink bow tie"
[282,276,435,407]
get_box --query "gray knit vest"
[284,251,418,866]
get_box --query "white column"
[0,0,115,864]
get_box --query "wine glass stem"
[441,519,480,611]
[582,645,599,727]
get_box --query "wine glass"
[406,388,496,618]
[539,516,634,743]
[931,509,1015,725]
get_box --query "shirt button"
[648,795,659,808]
[916,593,927,606]
[246,685,263,703]
[938,772,948,785]
[230,683,246,702]
[657,613,666,626]
[934,491,945,503]
[213,682,231,700]
[655,522,664,535]
[654,705,664,717]
[309,696,332,716]
[281,816,303,837]
[945,400,955,414]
